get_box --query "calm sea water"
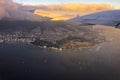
[0,43,120,80]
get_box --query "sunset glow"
[14,0,120,9]
[33,3,111,20]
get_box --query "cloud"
[24,3,111,11]
[0,0,19,19]
[0,0,50,21]
[60,3,111,10]
[29,3,111,20]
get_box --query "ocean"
[0,43,120,80]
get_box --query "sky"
[13,0,120,9]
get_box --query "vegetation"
[31,36,95,50]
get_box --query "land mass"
[0,20,105,50]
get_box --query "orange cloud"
[33,3,111,20]
[32,3,111,11]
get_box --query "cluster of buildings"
[0,32,36,43]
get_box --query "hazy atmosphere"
[14,0,120,9]
[0,0,50,21]
[0,0,119,20]
[0,0,120,80]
